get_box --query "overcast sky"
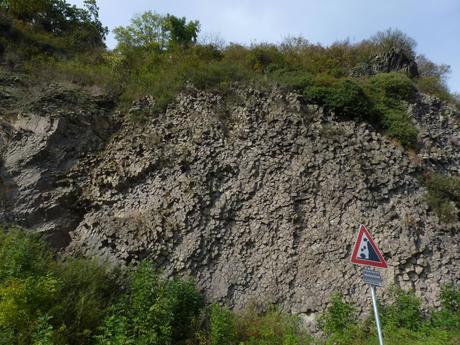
[68,0,460,93]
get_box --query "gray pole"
[370,285,384,345]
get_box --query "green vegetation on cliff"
[423,173,460,224]
[0,0,107,57]
[1,1,459,148]
[0,228,459,345]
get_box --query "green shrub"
[318,292,357,336]
[417,76,457,104]
[370,72,417,102]
[269,69,313,90]
[382,288,423,331]
[0,274,60,345]
[0,228,53,282]
[363,74,419,148]
[235,306,312,345]
[431,284,460,330]
[31,314,55,345]
[168,277,204,341]
[0,228,120,345]
[48,258,121,345]
[119,45,254,116]
[378,103,418,148]
[327,79,374,121]
[247,44,285,72]
[210,304,236,345]
[304,77,375,122]
[94,309,135,345]
[318,287,460,345]
[96,260,203,345]
[424,173,460,223]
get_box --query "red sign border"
[351,224,388,268]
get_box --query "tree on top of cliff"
[0,0,107,50]
[113,11,200,52]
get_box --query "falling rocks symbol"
[359,235,380,262]
[351,224,388,268]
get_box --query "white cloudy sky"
[68,0,460,93]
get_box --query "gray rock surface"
[0,73,117,246]
[351,48,419,78]
[0,73,459,326]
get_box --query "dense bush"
[210,304,312,345]
[318,292,364,345]
[210,304,236,345]
[382,288,424,331]
[318,288,460,345]
[246,44,285,72]
[303,77,375,122]
[1,0,107,50]
[236,306,313,345]
[424,173,460,223]
[0,227,120,345]
[113,11,199,52]
[119,45,254,113]
[369,28,417,58]
[3,4,457,148]
[364,73,419,148]
[95,260,204,345]
[378,103,419,148]
[417,76,458,105]
[369,72,417,102]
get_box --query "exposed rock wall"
[1,75,459,326]
[351,48,419,78]
[0,73,117,246]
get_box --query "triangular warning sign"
[351,225,388,268]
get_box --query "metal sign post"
[370,285,384,345]
[351,225,388,345]
[363,267,384,345]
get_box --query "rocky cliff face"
[0,71,117,247]
[1,70,459,327]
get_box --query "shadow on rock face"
[0,86,118,249]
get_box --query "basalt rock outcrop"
[351,48,419,78]
[0,71,459,328]
[0,71,117,247]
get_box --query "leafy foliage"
[318,292,357,337]
[382,288,424,331]
[364,73,419,148]
[3,4,456,148]
[0,227,120,345]
[95,260,204,345]
[318,288,460,345]
[165,14,200,47]
[210,304,236,345]
[369,28,417,58]
[423,173,460,223]
[48,259,121,344]
[369,72,416,102]
[235,306,313,345]
[431,284,460,330]
[0,228,52,281]
[0,228,459,344]
[304,77,375,122]
[113,11,199,52]
[0,0,107,53]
